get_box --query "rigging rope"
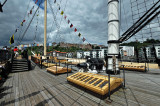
[19,2,42,44]
[16,0,32,46]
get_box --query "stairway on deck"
[12,58,29,72]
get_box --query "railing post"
[67,63,68,77]
[123,65,126,88]
[108,69,111,100]
[56,63,57,75]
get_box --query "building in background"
[76,48,108,59]
[120,46,134,57]
[144,44,160,58]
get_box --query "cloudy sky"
[0,0,159,47]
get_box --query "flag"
[70,24,73,28]
[35,0,38,4]
[82,37,86,42]
[74,28,77,32]
[21,22,23,26]
[68,20,70,24]
[30,10,32,14]
[15,29,18,33]
[54,0,56,3]
[78,33,81,37]
[10,35,14,45]
[23,20,26,22]
[61,11,64,15]
[0,3,3,12]
[64,15,67,19]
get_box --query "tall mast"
[44,0,47,56]
[107,0,120,74]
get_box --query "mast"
[107,0,120,74]
[44,0,47,56]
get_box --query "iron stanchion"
[67,63,68,77]
[123,65,126,88]
[145,61,147,72]
[56,63,57,75]
[40,56,42,69]
[108,69,111,100]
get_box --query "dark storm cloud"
[0,0,158,47]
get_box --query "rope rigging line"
[48,0,92,47]
[48,0,65,43]
[119,0,160,42]
[19,2,42,45]
[33,10,39,44]
[125,0,160,42]
[47,0,63,43]
[16,0,32,46]
[55,0,69,43]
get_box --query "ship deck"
[0,63,160,106]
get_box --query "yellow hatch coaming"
[119,65,146,71]
[67,72,123,95]
[46,66,71,74]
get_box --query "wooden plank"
[7,73,15,106]
[30,71,48,106]
[3,73,13,106]
[0,73,11,105]
[28,71,46,106]
[14,73,19,106]
[77,96,99,106]
[21,72,31,106]
[18,72,26,106]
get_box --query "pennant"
[54,0,56,3]
[70,24,73,28]
[68,20,70,24]
[30,10,32,14]
[23,20,26,22]
[78,33,81,37]
[64,15,67,19]
[10,35,14,44]
[35,0,38,4]
[61,11,64,15]
[0,3,3,12]
[82,37,86,42]
[74,28,77,32]
[21,22,23,26]
[15,29,18,33]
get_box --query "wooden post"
[44,0,47,56]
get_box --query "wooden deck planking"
[1,64,160,106]
[0,73,11,106]
[3,74,13,106]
